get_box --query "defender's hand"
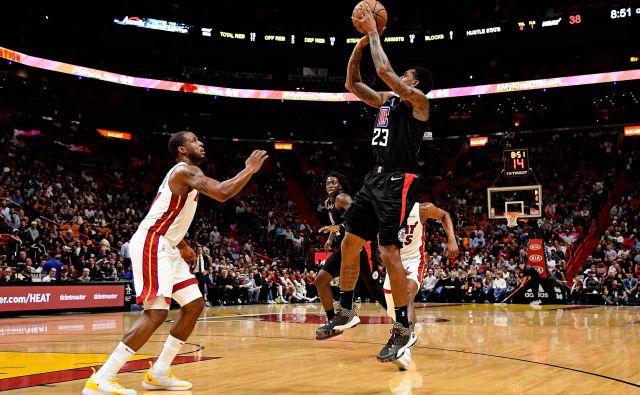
[245,150,269,174]
[319,225,340,233]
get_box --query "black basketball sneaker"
[377,322,418,362]
[315,307,360,340]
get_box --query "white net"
[505,212,521,228]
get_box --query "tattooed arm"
[170,150,268,202]
[345,36,392,108]
[367,32,429,120]
[355,5,429,119]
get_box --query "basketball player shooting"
[324,2,434,364]
[83,131,267,395]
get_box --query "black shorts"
[343,169,418,247]
[321,245,370,278]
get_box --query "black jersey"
[327,196,346,243]
[371,95,428,170]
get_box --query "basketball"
[352,0,387,35]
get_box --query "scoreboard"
[504,148,529,177]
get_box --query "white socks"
[95,336,184,380]
[95,342,136,380]
[152,335,185,375]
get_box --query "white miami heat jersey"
[138,162,199,247]
[400,203,424,260]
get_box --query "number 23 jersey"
[371,95,428,170]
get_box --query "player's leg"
[395,280,420,371]
[322,232,366,331]
[327,184,377,331]
[338,232,367,308]
[358,247,387,308]
[84,231,165,395]
[380,245,408,319]
[143,256,204,391]
[314,248,344,339]
[406,256,425,326]
[382,259,421,371]
[375,172,419,363]
[407,280,420,325]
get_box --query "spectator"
[78,268,92,282]
[1,267,17,283]
[584,272,601,294]
[59,268,75,282]
[492,271,508,302]
[419,268,437,302]
[602,280,628,305]
[623,272,638,293]
[570,274,585,304]
[42,267,57,282]
[8,228,22,258]
[43,254,63,280]
[26,221,40,243]
[209,226,221,245]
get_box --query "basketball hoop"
[505,211,521,228]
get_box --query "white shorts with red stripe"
[383,254,424,291]
[130,229,200,309]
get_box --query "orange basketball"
[352,0,387,35]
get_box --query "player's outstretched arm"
[357,5,429,120]
[177,150,268,202]
[345,35,392,108]
[420,202,458,260]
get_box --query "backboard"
[487,185,542,219]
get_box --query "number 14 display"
[504,148,529,177]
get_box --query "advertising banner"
[527,239,548,279]
[0,284,125,312]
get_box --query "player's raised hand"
[245,150,269,174]
[357,3,378,35]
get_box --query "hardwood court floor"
[2,303,640,394]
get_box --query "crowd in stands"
[0,122,637,307]
[571,138,640,305]
[0,125,317,301]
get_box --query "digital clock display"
[611,7,640,19]
[504,148,529,177]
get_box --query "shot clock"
[504,148,529,177]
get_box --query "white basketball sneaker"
[83,368,137,395]
[391,347,413,371]
[143,363,192,391]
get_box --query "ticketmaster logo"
[94,293,118,300]
[60,294,86,301]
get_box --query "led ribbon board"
[2,47,639,102]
